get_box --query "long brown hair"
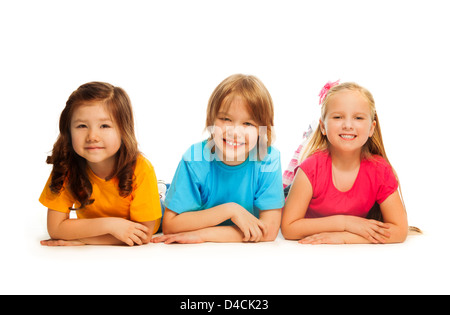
[46,81,139,210]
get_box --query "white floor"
[4,216,448,295]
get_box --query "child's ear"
[369,120,376,137]
[319,119,326,136]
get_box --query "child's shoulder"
[362,155,398,190]
[301,150,330,166]
[259,145,281,165]
[181,140,210,163]
[178,141,212,180]
[266,145,280,158]
[363,154,391,168]
[136,153,151,166]
[296,150,329,177]
[135,154,156,175]
[363,154,394,176]
[255,146,281,174]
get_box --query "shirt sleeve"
[129,157,162,222]
[39,175,74,213]
[297,154,317,189]
[376,161,399,204]
[163,158,203,214]
[254,148,285,211]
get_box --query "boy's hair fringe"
[205,74,275,151]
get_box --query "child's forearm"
[283,216,406,244]
[47,215,155,246]
[340,232,372,244]
[337,231,393,244]
[47,209,155,246]
[197,225,276,243]
[198,226,246,242]
[78,234,126,245]
[197,211,281,243]
[163,203,241,234]
[48,216,118,241]
[282,215,346,240]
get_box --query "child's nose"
[342,118,354,129]
[87,129,100,142]
[226,125,245,138]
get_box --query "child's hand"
[107,218,149,246]
[344,216,390,244]
[229,203,268,242]
[151,232,204,244]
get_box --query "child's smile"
[213,96,258,166]
[223,138,245,147]
[339,134,357,140]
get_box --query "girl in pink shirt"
[281,82,409,244]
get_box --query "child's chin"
[224,152,248,163]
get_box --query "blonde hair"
[300,82,388,164]
[298,82,422,232]
[205,74,274,147]
[300,82,410,220]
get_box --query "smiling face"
[70,102,122,177]
[212,95,259,165]
[320,89,376,155]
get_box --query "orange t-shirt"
[39,155,162,233]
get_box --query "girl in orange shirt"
[39,82,162,246]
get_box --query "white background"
[1,0,449,295]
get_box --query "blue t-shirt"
[164,140,285,225]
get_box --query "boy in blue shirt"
[151,74,284,243]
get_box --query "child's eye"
[100,124,111,128]
[244,122,255,127]
[332,116,342,119]
[76,124,87,128]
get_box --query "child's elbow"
[280,223,300,241]
[262,226,280,242]
[142,232,154,245]
[395,226,409,243]
[259,209,282,242]
[161,209,182,235]
[47,223,64,240]
[48,229,70,242]
[281,231,300,241]
[398,235,407,244]
[386,223,409,244]
[161,222,177,235]
[47,229,59,240]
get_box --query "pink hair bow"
[318,80,340,105]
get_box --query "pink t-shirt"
[296,150,398,218]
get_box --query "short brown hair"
[205,74,275,147]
